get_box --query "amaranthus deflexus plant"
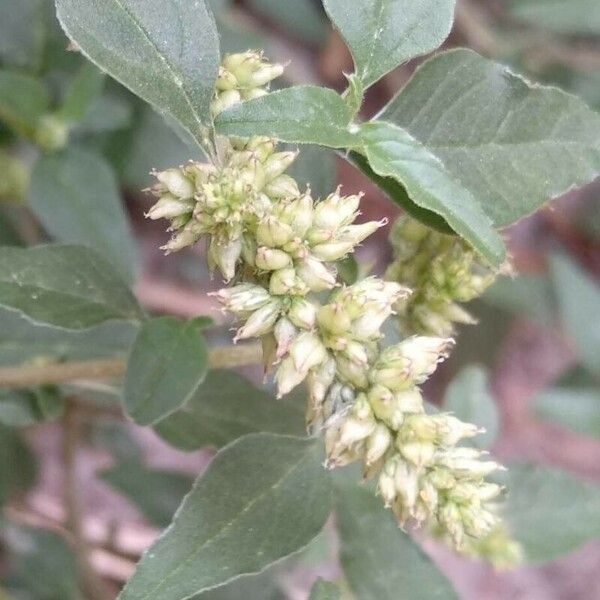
[146,51,521,568]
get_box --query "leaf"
[380,48,600,228]
[484,274,556,328]
[503,465,600,563]
[0,0,47,71]
[535,387,600,440]
[309,579,341,600]
[101,461,192,527]
[0,70,49,138]
[323,0,456,88]
[78,93,133,133]
[192,569,284,600]
[154,369,304,450]
[124,106,204,190]
[335,479,458,600]
[344,150,453,233]
[124,317,209,426]
[0,425,37,505]
[550,254,600,375]
[0,387,64,427]
[360,121,505,266]
[510,0,600,36]
[285,144,337,200]
[247,0,329,48]
[4,526,79,600]
[59,62,106,123]
[118,434,331,600]
[444,365,498,449]
[28,147,137,283]
[216,86,360,148]
[0,308,136,367]
[55,0,220,143]
[0,245,143,330]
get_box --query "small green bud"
[255,247,292,271]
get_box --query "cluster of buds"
[146,51,520,564]
[146,135,299,281]
[211,51,284,117]
[323,335,509,548]
[385,217,497,337]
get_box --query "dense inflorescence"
[146,51,520,566]
[385,217,498,337]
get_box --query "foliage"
[0,0,599,599]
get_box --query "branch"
[0,342,262,389]
[62,401,113,600]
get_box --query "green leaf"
[504,465,600,563]
[154,369,304,450]
[118,434,331,600]
[216,86,359,148]
[510,0,600,36]
[0,0,47,71]
[0,70,49,138]
[360,121,505,266]
[101,461,192,527]
[285,144,337,200]
[535,387,600,440]
[28,147,137,283]
[484,274,556,328]
[78,93,133,133]
[55,0,220,143]
[323,0,456,88]
[380,48,600,228]
[0,387,64,427]
[344,150,453,233]
[0,308,136,367]
[335,479,457,600]
[59,62,106,123]
[124,106,204,190]
[444,365,498,449]
[247,0,329,48]
[550,254,600,375]
[124,317,209,426]
[4,526,79,600]
[0,245,143,330]
[0,425,37,505]
[192,569,284,600]
[309,579,341,600]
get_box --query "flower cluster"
[385,216,497,337]
[146,51,519,565]
[211,51,284,117]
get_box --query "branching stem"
[0,343,262,389]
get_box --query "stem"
[0,343,262,389]
[61,401,112,600]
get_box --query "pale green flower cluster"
[146,51,519,565]
[211,51,284,117]
[385,217,497,337]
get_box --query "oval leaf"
[323,0,456,88]
[154,369,304,450]
[444,365,498,449]
[360,121,505,266]
[550,254,600,375]
[118,433,332,600]
[0,245,143,330]
[55,0,220,142]
[216,86,359,148]
[380,49,600,228]
[29,147,137,283]
[335,478,457,600]
[101,461,192,527]
[510,0,600,35]
[504,465,600,563]
[124,317,209,426]
[0,70,49,138]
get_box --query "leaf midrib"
[133,440,317,599]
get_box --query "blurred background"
[1,0,600,598]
